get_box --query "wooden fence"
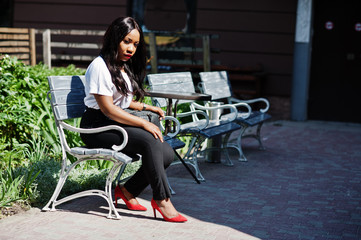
[0,27,263,97]
[36,28,218,72]
[0,27,36,65]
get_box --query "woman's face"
[118,29,140,62]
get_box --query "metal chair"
[147,72,251,180]
[199,71,272,161]
[43,75,184,218]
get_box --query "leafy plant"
[0,55,167,212]
[0,171,23,208]
[0,55,86,168]
[0,159,40,208]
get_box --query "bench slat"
[238,111,272,126]
[53,104,85,120]
[50,89,85,105]
[199,71,232,100]
[48,75,85,91]
[199,122,241,138]
[164,137,186,150]
[147,72,196,107]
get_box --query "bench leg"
[221,132,234,166]
[227,125,248,162]
[42,159,74,212]
[43,158,124,220]
[241,122,266,150]
[115,163,128,185]
[174,150,201,184]
[106,162,123,219]
[256,122,266,150]
[197,132,236,167]
[180,136,206,182]
[42,170,68,212]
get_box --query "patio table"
[145,90,211,133]
[145,90,211,184]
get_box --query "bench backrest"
[198,71,232,101]
[147,72,196,108]
[47,75,86,121]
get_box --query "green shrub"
[0,55,86,168]
[0,55,166,211]
[27,158,120,207]
[0,159,40,208]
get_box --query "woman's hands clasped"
[144,105,165,142]
[151,106,165,121]
[143,121,164,142]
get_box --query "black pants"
[80,108,173,200]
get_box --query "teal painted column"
[291,0,313,121]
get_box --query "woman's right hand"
[94,95,164,142]
[143,121,164,142]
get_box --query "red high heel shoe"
[114,185,147,211]
[151,198,187,222]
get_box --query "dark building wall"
[196,0,297,96]
[137,0,297,97]
[13,0,128,30]
[12,0,297,97]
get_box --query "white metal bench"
[43,75,184,219]
[147,72,251,180]
[199,71,272,161]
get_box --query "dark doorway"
[309,0,361,123]
[0,0,13,27]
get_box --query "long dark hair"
[100,17,147,100]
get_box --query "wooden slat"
[156,46,203,53]
[0,27,29,34]
[0,34,30,40]
[0,41,30,47]
[51,54,96,61]
[1,53,30,59]
[50,29,105,36]
[51,42,101,49]
[0,47,30,53]
[158,59,204,65]
[144,32,218,39]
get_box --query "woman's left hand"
[149,106,165,120]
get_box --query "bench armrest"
[227,102,252,119]
[230,97,270,113]
[59,121,128,152]
[161,115,181,138]
[176,110,210,130]
[192,102,240,122]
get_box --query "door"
[309,0,361,123]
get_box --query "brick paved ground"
[0,120,360,240]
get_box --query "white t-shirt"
[84,56,133,109]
